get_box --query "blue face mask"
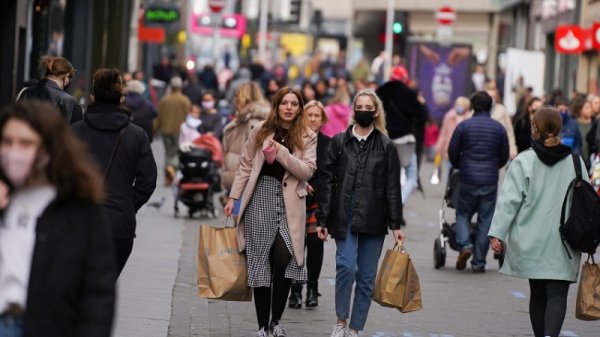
[455,106,465,115]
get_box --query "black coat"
[18,79,83,123]
[24,198,116,337]
[123,93,157,142]
[375,80,426,140]
[514,116,532,153]
[72,104,157,238]
[316,127,403,239]
[307,132,331,206]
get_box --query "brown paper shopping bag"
[197,223,252,301]
[575,255,600,320]
[373,243,422,312]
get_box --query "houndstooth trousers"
[243,175,307,287]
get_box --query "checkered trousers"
[242,175,307,287]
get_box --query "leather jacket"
[316,126,403,239]
[19,79,83,123]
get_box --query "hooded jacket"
[72,104,157,238]
[123,92,157,141]
[376,80,426,140]
[18,79,83,123]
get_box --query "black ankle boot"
[288,285,302,309]
[305,283,319,308]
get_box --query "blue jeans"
[401,153,418,205]
[334,213,385,331]
[455,182,497,269]
[0,315,24,337]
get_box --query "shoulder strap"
[104,128,126,180]
[572,153,582,181]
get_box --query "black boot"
[305,282,319,308]
[288,284,302,309]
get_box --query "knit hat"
[126,79,146,94]
[170,76,183,88]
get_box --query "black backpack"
[560,154,600,257]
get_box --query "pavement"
[112,142,599,337]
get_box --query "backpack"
[560,154,600,257]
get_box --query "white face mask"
[0,148,36,188]
[186,115,202,128]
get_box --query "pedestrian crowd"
[0,53,598,337]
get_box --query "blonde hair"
[454,96,471,110]
[235,82,266,112]
[351,89,388,136]
[304,100,328,125]
[329,88,350,105]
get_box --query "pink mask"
[0,148,36,188]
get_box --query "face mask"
[202,101,215,110]
[186,115,202,128]
[63,76,71,91]
[354,110,376,127]
[455,106,465,115]
[0,148,36,188]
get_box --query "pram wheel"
[434,238,446,269]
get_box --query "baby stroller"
[433,169,505,269]
[174,135,223,219]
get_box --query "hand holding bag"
[576,254,600,320]
[197,218,252,301]
[372,243,422,313]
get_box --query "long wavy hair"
[235,82,266,113]
[255,87,306,152]
[0,102,103,201]
[350,89,388,136]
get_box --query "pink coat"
[434,109,472,159]
[321,103,352,137]
[229,122,317,266]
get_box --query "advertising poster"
[408,42,472,122]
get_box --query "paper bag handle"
[221,216,235,228]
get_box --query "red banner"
[593,22,600,50]
[555,25,585,54]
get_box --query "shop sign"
[555,25,585,54]
[593,22,600,50]
[145,6,180,24]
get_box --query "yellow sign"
[280,33,312,57]
[177,30,187,44]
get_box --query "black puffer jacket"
[72,103,157,238]
[18,79,83,123]
[316,127,403,239]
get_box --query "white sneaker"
[347,329,359,337]
[330,324,346,337]
[255,328,268,337]
[271,323,286,337]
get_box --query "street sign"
[593,22,600,50]
[208,0,225,13]
[555,25,585,54]
[435,6,456,26]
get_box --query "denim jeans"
[334,207,385,331]
[455,182,497,269]
[0,315,24,337]
[401,153,418,205]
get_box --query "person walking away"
[223,87,317,337]
[376,77,426,207]
[123,79,157,142]
[554,98,582,155]
[448,91,509,273]
[0,102,116,337]
[321,88,353,138]
[288,100,331,309]
[156,76,191,185]
[485,81,517,159]
[488,107,585,337]
[198,91,223,139]
[316,89,405,337]
[17,56,82,123]
[572,97,593,165]
[513,97,542,154]
[221,82,270,216]
[179,105,202,144]
[72,68,157,276]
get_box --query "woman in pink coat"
[224,87,317,337]
[321,88,352,137]
[434,96,472,160]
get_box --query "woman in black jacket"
[316,89,405,337]
[513,97,542,153]
[0,101,116,337]
[72,68,157,276]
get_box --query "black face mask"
[63,76,71,92]
[354,110,376,127]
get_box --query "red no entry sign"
[436,6,456,25]
[208,0,225,13]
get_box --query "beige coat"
[155,90,191,135]
[491,103,517,159]
[229,121,317,266]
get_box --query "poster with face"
[408,42,472,123]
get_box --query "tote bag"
[576,254,600,320]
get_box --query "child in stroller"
[174,134,223,218]
[433,169,505,269]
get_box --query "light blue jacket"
[488,149,585,282]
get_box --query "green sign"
[145,7,180,24]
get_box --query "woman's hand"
[223,197,235,217]
[316,226,328,241]
[306,183,314,195]
[490,237,504,253]
[392,229,406,244]
[0,181,9,209]
[267,139,280,153]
